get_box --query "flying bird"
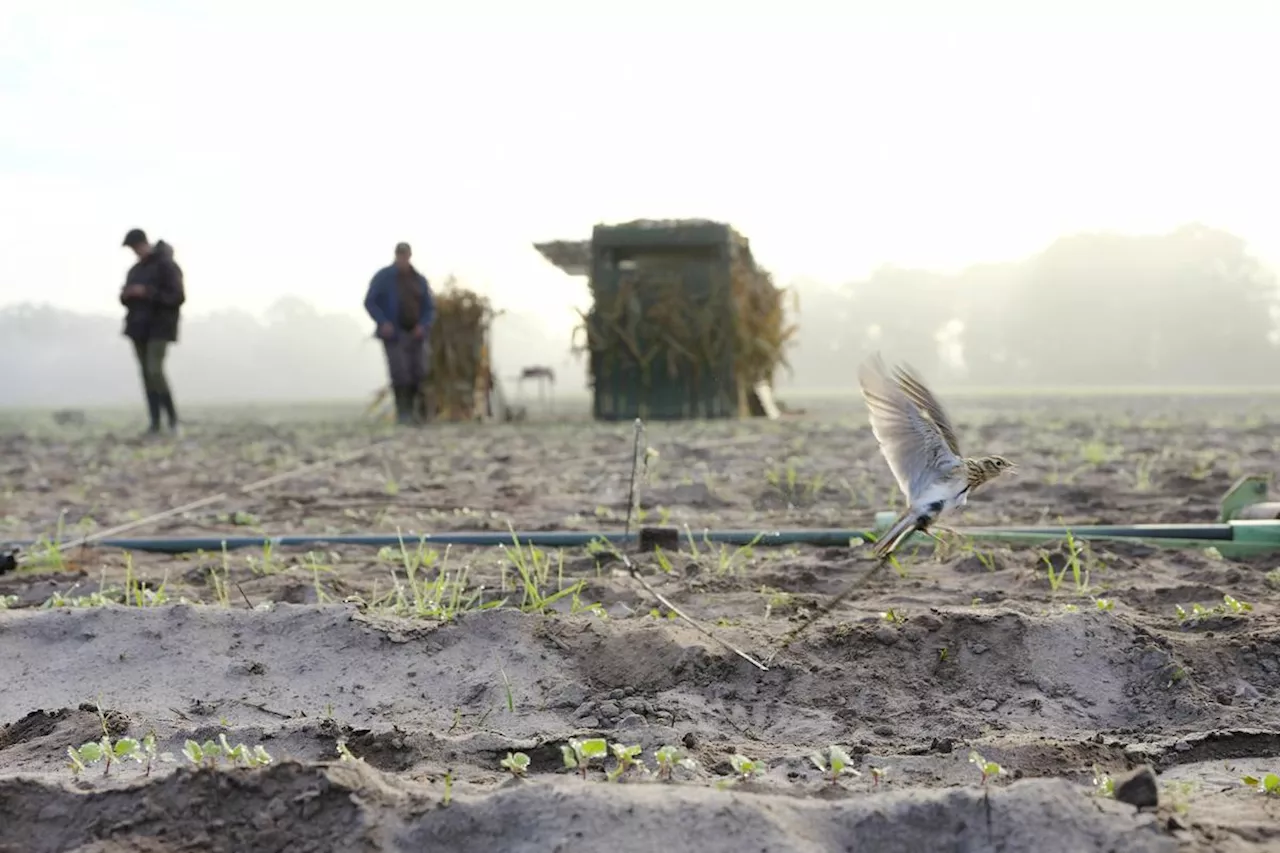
[859,354,1015,559]
[765,355,1017,662]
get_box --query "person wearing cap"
[119,228,186,435]
[363,242,435,424]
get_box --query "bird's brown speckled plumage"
[859,355,1016,559]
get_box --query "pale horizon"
[4,0,1280,343]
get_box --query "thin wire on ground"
[617,418,769,673]
[15,434,404,567]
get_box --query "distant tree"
[788,224,1280,390]
[775,281,864,391]
[996,224,1279,385]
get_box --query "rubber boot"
[394,386,414,425]
[145,391,162,435]
[408,386,425,425]
[158,391,180,435]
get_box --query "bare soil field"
[3,393,1280,852]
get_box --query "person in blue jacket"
[364,242,435,424]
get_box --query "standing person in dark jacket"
[119,228,185,435]
[364,242,435,424]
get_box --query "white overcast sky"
[2,0,1278,340]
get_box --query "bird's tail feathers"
[873,509,922,560]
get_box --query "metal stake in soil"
[624,418,644,540]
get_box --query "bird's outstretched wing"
[891,363,962,457]
[858,354,961,503]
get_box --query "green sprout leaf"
[968,750,1005,785]
[1092,764,1115,798]
[564,738,608,778]
[606,743,646,782]
[578,738,608,759]
[1243,773,1280,794]
[810,745,861,782]
[501,751,531,777]
[654,745,696,781]
[729,753,764,781]
[113,737,142,761]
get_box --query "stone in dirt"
[1114,764,1160,810]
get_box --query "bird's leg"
[924,524,964,556]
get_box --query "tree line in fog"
[3,223,1277,408]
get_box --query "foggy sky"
[3,0,1280,407]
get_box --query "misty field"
[3,392,1280,852]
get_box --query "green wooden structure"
[536,219,789,422]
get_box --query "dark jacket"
[364,264,434,339]
[120,241,185,342]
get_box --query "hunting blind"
[537,219,794,421]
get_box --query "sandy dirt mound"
[1,760,1173,853]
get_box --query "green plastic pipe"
[8,518,1280,557]
[6,529,871,554]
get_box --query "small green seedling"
[870,766,889,788]
[1094,598,1115,611]
[67,737,118,777]
[1223,594,1252,615]
[654,745,698,781]
[181,735,273,769]
[501,751,531,778]
[242,744,273,767]
[1177,594,1253,625]
[729,753,764,782]
[607,743,645,781]
[138,732,169,776]
[183,739,212,766]
[1242,773,1280,795]
[67,733,160,777]
[809,745,861,783]
[1175,603,1204,623]
[1092,764,1115,797]
[66,739,103,776]
[561,737,608,779]
[969,750,1005,785]
[881,609,905,625]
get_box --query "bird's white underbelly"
[914,479,968,514]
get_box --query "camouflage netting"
[572,219,795,417]
[368,276,495,422]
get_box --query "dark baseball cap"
[122,228,147,247]
[394,242,411,254]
